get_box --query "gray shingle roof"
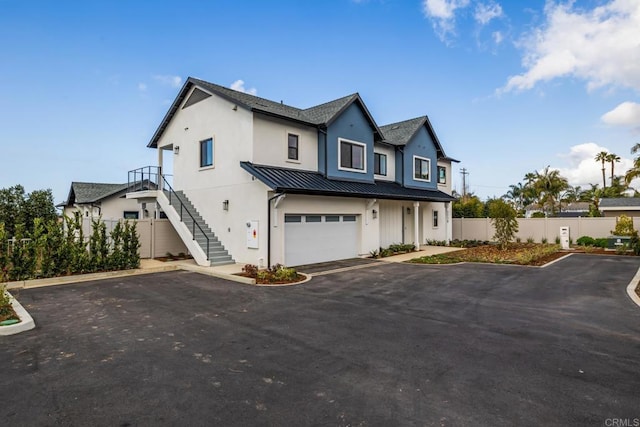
[149,78,382,147]
[379,116,426,146]
[64,182,129,205]
[379,116,458,161]
[240,162,455,202]
[600,198,640,208]
[301,94,358,124]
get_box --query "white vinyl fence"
[453,217,621,243]
[81,217,187,259]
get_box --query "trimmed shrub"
[576,236,595,246]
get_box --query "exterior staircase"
[163,190,234,266]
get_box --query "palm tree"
[625,143,640,186]
[534,166,569,214]
[595,151,609,189]
[606,153,621,183]
[504,183,525,212]
[585,183,603,216]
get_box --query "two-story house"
[128,77,458,267]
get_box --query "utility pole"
[460,168,469,198]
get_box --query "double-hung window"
[438,166,446,184]
[413,156,430,181]
[374,153,387,176]
[287,133,299,161]
[339,139,366,172]
[200,138,214,168]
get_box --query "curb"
[626,267,640,308]
[4,265,181,290]
[0,292,35,336]
[177,263,256,285]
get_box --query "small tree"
[489,199,519,250]
[612,215,637,237]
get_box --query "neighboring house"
[599,198,640,217]
[525,202,590,218]
[127,77,458,267]
[59,182,156,220]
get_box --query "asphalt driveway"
[2,254,639,426]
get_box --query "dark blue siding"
[325,103,375,183]
[402,127,438,190]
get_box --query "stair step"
[164,188,233,263]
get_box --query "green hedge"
[0,212,140,282]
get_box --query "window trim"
[123,211,139,220]
[199,137,214,169]
[413,155,431,182]
[437,165,446,185]
[374,152,387,176]
[287,133,299,161]
[432,210,439,228]
[338,138,367,174]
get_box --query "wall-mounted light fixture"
[372,209,378,219]
[174,146,180,155]
[223,200,229,211]
[232,105,238,111]
[406,207,411,215]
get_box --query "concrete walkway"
[378,245,464,263]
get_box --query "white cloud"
[153,75,183,88]
[230,79,257,95]
[475,1,503,25]
[601,101,640,129]
[501,0,640,93]
[492,30,503,44]
[554,142,634,188]
[422,0,470,40]
[138,83,147,92]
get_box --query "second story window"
[438,166,446,184]
[339,139,366,172]
[374,153,387,176]
[413,156,430,181]
[200,138,214,168]
[288,133,299,160]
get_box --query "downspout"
[318,127,328,178]
[267,192,286,268]
[398,146,405,186]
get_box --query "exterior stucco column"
[413,201,420,250]
[157,148,164,191]
[445,202,451,244]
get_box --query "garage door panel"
[285,215,359,266]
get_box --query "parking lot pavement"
[2,254,639,426]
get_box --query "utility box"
[246,221,259,249]
[559,226,570,250]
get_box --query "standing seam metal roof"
[240,162,455,202]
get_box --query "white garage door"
[285,214,359,266]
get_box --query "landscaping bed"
[235,264,306,285]
[0,287,20,325]
[409,243,564,266]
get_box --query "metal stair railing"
[127,166,209,260]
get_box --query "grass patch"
[408,243,563,266]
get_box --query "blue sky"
[1,0,639,203]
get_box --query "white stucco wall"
[252,115,318,171]
[269,194,380,265]
[421,202,451,243]
[437,160,453,194]
[374,143,396,182]
[63,196,145,221]
[155,86,265,264]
